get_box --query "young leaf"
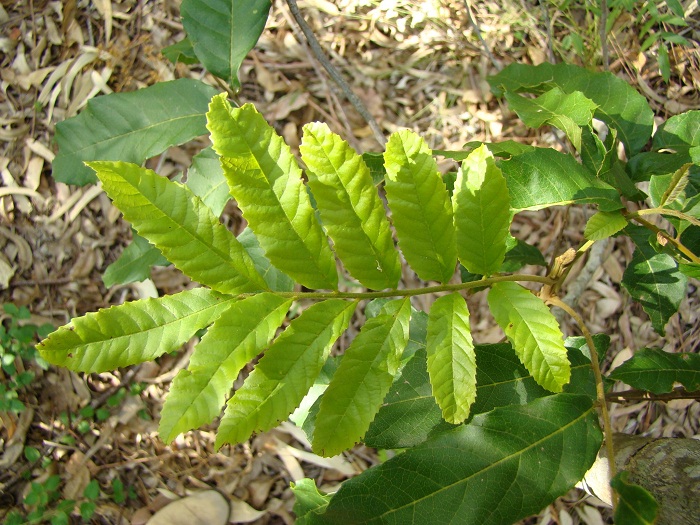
[452,145,511,276]
[584,210,628,241]
[207,97,338,290]
[102,234,168,287]
[215,299,356,448]
[611,471,659,525]
[310,394,602,525]
[500,148,622,212]
[622,226,688,335]
[488,282,571,392]
[300,123,401,290]
[383,129,457,283]
[90,161,268,294]
[608,348,700,394]
[505,88,597,151]
[658,163,690,207]
[181,0,271,89]
[426,293,475,424]
[53,79,219,185]
[292,479,331,525]
[37,288,233,372]
[159,294,292,443]
[313,298,411,457]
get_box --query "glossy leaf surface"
[216,300,356,448]
[383,129,457,283]
[90,161,268,294]
[311,394,602,525]
[313,299,411,457]
[453,145,511,276]
[208,97,337,290]
[160,294,292,443]
[301,123,400,290]
[488,282,571,392]
[426,293,475,424]
[37,289,233,372]
[608,347,700,393]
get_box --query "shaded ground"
[1,0,699,523]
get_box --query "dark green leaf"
[611,471,659,525]
[608,347,700,393]
[311,394,602,525]
[181,0,271,88]
[102,234,168,287]
[489,63,653,155]
[53,79,218,185]
[622,226,688,335]
[161,37,198,65]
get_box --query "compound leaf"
[427,293,475,424]
[181,0,271,89]
[208,97,337,290]
[453,145,511,275]
[37,288,233,372]
[383,130,457,283]
[311,394,602,525]
[160,293,292,443]
[216,299,356,448]
[313,299,411,457]
[300,123,400,290]
[90,161,268,294]
[488,282,571,392]
[608,347,700,394]
[53,79,219,185]
[584,210,628,241]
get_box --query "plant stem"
[626,214,700,263]
[607,387,700,403]
[546,296,618,509]
[634,207,700,227]
[239,274,556,301]
[285,0,386,147]
[599,0,610,70]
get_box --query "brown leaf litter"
[1,0,699,523]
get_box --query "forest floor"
[1,0,699,524]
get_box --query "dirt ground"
[1,0,699,523]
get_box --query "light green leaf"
[102,234,168,287]
[53,79,219,186]
[505,88,597,151]
[365,344,595,450]
[500,147,622,211]
[300,123,400,290]
[679,262,700,278]
[488,282,571,392]
[426,293,475,424]
[90,161,268,294]
[584,210,628,240]
[292,479,332,525]
[186,146,230,216]
[207,97,337,290]
[622,226,688,335]
[313,299,411,457]
[181,0,271,89]
[37,288,233,372]
[159,294,292,443]
[659,163,691,208]
[611,471,659,525]
[607,347,700,394]
[310,394,602,525]
[489,63,654,155]
[453,145,511,275]
[237,228,295,292]
[383,129,457,283]
[216,299,356,448]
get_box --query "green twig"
[546,296,618,510]
[626,213,700,263]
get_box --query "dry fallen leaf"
[146,490,230,525]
